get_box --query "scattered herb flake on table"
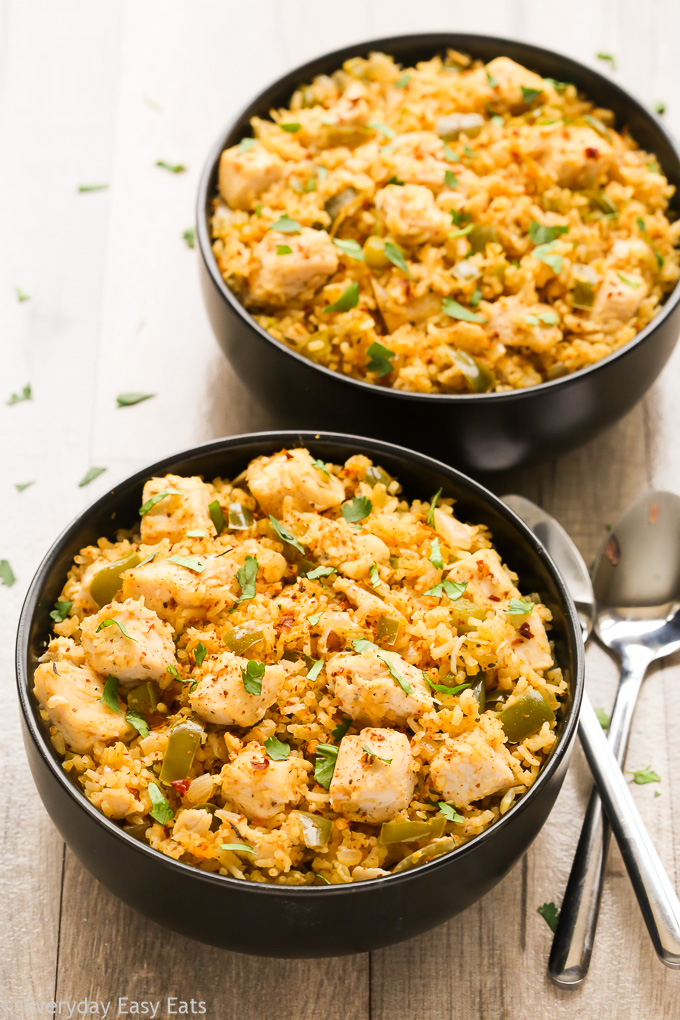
[7,383,32,406]
[0,560,16,587]
[538,901,559,932]
[77,184,108,192]
[15,481,35,493]
[78,466,107,488]
[654,101,666,115]
[183,227,195,248]
[16,287,30,302]
[156,160,186,173]
[628,766,660,785]
[116,392,155,408]
[596,51,617,70]
[341,496,372,523]
[594,707,610,729]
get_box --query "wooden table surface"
[2,2,680,1016]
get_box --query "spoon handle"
[549,649,648,985]
[574,695,680,969]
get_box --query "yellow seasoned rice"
[35,448,567,885]
[210,50,680,393]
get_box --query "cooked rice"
[210,49,680,393]
[35,448,567,885]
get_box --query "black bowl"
[16,431,584,957]
[197,34,680,473]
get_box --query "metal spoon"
[504,493,680,975]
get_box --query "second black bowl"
[197,33,680,472]
[16,431,584,956]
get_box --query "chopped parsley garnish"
[220,842,257,854]
[425,677,472,696]
[169,555,206,573]
[235,554,258,602]
[332,716,351,741]
[384,240,410,274]
[255,202,262,217]
[323,281,359,313]
[308,613,322,626]
[376,652,412,695]
[423,579,468,601]
[507,597,535,615]
[280,122,301,132]
[311,458,330,476]
[96,618,136,641]
[195,642,207,668]
[654,101,666,115]
[442,297,486,324]
[341,496,372,523]
[269,516,305,554]
[366,341,396,377]
[208,499,225,533]
[444,170,458,189]
[276,244,293,255]
[637,217,664,267]
[238,138,257,153]
[138,487,182,516]
[394,72,411,88]
[386,176,404,186]
[15,481,34,492]
[450,209,470,227]
[368,120,395,138]
[78,466,107,488]
[183,227,195,248]
[442,142,457,162]
[485,69,499,88]
[50,599,73,622]
[429,538,443,569]
[363,744,392,765]
[529,221,569,245]
[77,183,108,192]
[116,392,155,407]
[307,658,324,682]
[147,782,173,824]
[186,529,207,538]
[532,241,563,274]
[100,675,121,713]
[369,563,381,589]
[270,214,302,234]
[16,287,30,302]
[352,638,379,653]
[7,383,32,406]
[166,664,183,682]
[126,709,149,738]
[156,160,186,173]
[594,707,610,729]
[538,901,559,932]
[469,287,482,308]
[524,311,559,327]
[314,743,338,789]
[0,560,16,587]
[449,223,474,238]
[332,238,364,261]
[304,565,335,579]
[596,52,617,70]
[628,766,660,785]
[521,86,542,105]
[438,801,464,822]
[616,272,641,288]
[264,736,290,760]
[427,488,442,527]
[490,115,504,125]
[241,659,265,695]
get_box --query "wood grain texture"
[2,0,679,1015]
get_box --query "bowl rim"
[16,429,585,897]
[196,30,680,406]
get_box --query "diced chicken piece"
[34,659,134,753]
[287,510,390,581]
[383,132,452,192]
[332,576,401,626]
[375,184,450,246]
[139,474,213,545]
[482,57,546,113]
[430,728,514,808]
[248,228,339,306]
[328,650,433,727]
[173,808,213,837]
[80,598,177,685]
[607,237,656,271]
[433,508,477,552]
[592,268,648,331]
[246,447,345,517]
[218,143,285,210]
[121,557,233,626]
[189,651,286,726]
[533,125,615,189]
[221,744,311,821]
[448,548,519,603]
[512,608,553,671]
[329,727,416,823]
[96,786,138,820]
[352,866,391,881]
[325,80,371,128]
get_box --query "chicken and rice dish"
[36,448,567,885]
[210,50,680,393]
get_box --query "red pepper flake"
[252,757,270,771]
[519,622,533,639]
[604,534,620,566]
[171,779,190,794]
[489,594,501,602]
[649,502,660,524]
[585,147,599,159]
